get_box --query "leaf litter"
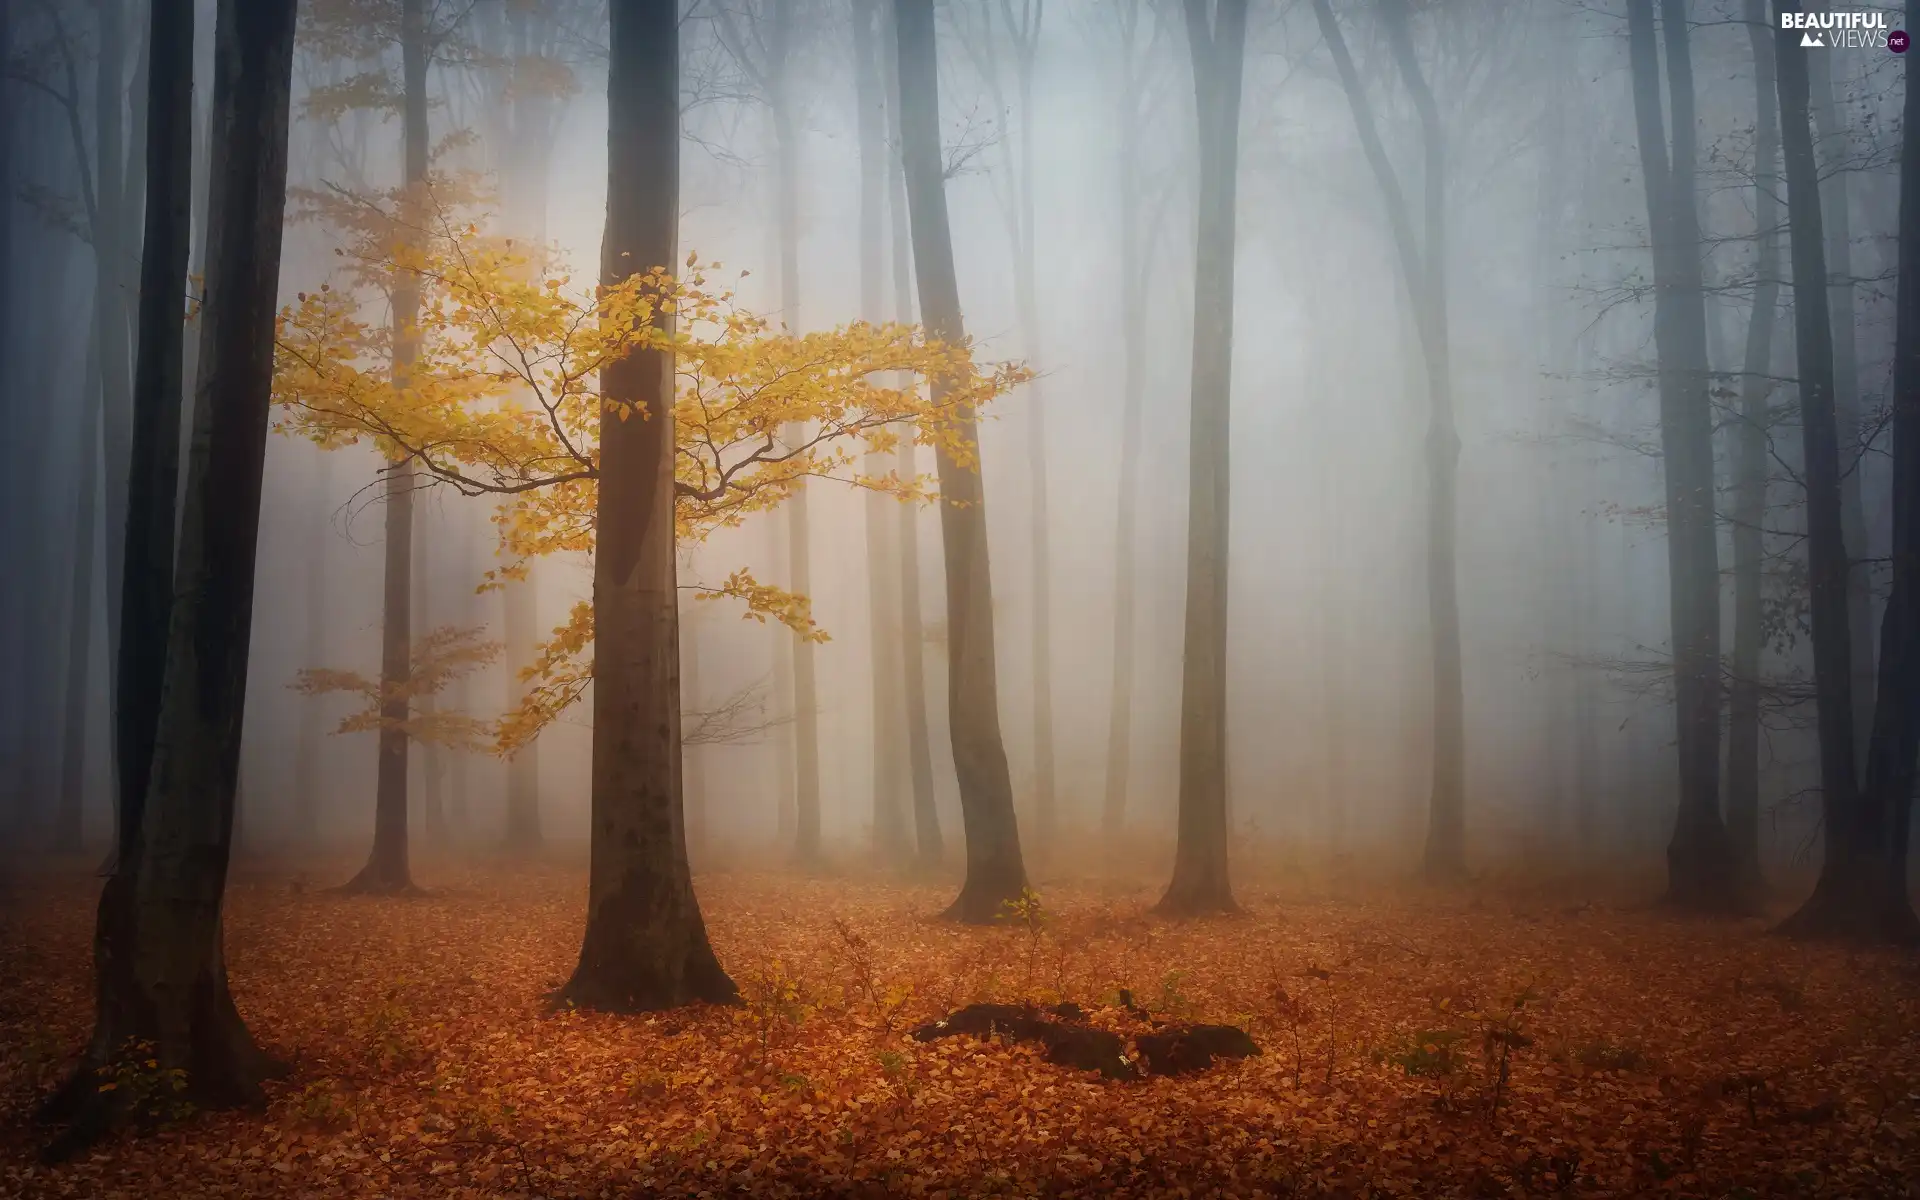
[4,861,1920,1197]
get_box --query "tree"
[1310,0,1465,880]
[852,0,911,860]
[1774,0,1920,942]
[1726,0,1780,893]
[557,0,732,1010]
[291,624,501,751]
[893,0,1029,921]
[1624,0,1737,911]
[1156,0,1247,918]
[41,0,299,1155]
[880,0,943,868]
[714,0,826,864]
[114,0,196,888]
[947,0,1056,849]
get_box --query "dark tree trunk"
[894,0,1028,921]
[553,0,737,1011]
[1157,0,1248,917]
[1625,0,1737,912]
[880,0,942,868]
[115,0,195,873]
[344,0,429,894]
[41,0,298,1156]
[1807,51,1876,769]
[854,0,911,861]
[1727,0,1780,895]
[1778,0,1920,941]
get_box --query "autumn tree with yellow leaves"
[273,200,1029,790]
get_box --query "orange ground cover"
[3,860,1918,1197]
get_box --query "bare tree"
[1157,0,1249,917]
[893,0,1028,921]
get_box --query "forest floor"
[3,855,1920,1198]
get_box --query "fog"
[0,0,1903,884]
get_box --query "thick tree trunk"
[881,0,941,867]
[115,0,195,875]
[344,0,429,894]
[1807,52,1876,769]
[553,0,737,1011]
[57,356,104,855]
[854,0,911,861]
[894,0,1027,920]
[1157,0,1248,918]
[41,0,298,1156]
[1778,0,1920,941]
[1625,0,1737,911]
[1727,0,1779,894]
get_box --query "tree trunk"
[1727,0,1779,894]
[1157,0,1248,918]
[1807,51,1876,770]
[42,0,298,1155]
[114,0,196,876]
[854,0,911,861]
[1778,0,1920,941]
[1011,26,1055,853]
[1104,0,1149,839]
[57,353,104,855]
[553,0,737,1011]
[1624,0,1737,911]
[344,0,430,894]
[766,10,823,866]
[893,0,1028,921]
[881,0,941,868]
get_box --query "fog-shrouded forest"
[3,0,1920,1194]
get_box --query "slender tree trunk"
[854,0,911,861]
[1011,34,1055,852]
[42,0,298,1155]
[1728,0,1779,894]
[57,355,104,855]
[894,0,1028,920]
[344,0,429,894]
[766,15,822,865]
[1104,1,1148,839]
[1807,51,1876,770]
[1778,0,1920,941]
[1624,0,1737,911]
[881,0,941,867]
[115,0,195,874]
[554,0,737,1011]
[1157,0,1248,917]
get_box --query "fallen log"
[909,1003,1260,1081]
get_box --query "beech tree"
[1624,0,1737,911]
[893,0,1029,920]
[43,0,299,1154]
[1158,0,1248,918]
[1775,0,1920,942]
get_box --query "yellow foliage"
[274,190,1031,751]
[290,625,502,751]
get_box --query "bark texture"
[43,0,298,1155]
[554,0,738,1010]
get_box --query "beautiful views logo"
[1778,9,1893,49]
